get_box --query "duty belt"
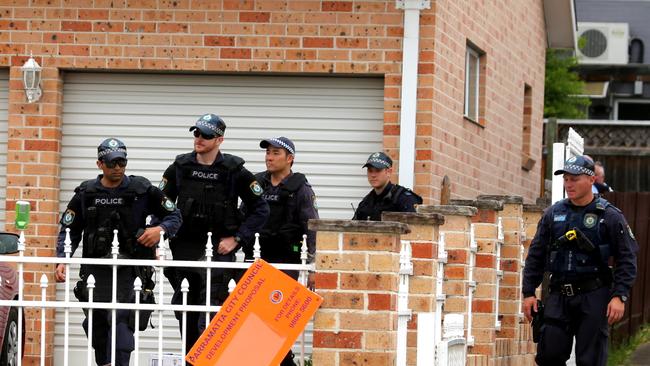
[549,277,607,297]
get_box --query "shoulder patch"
[158,177,167,190]
[312,194,318,210]
[62,209,75,225]
[162,197,175,211]
[250,181,263,196]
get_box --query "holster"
[532,299,544,343]
[128,266,156,331]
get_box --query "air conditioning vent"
[577,22,629,65]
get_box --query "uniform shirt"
[56,175,182,258]
[242,171,319,262]
[352,182,421,221]
[522,198,638,298]
[161,151,269,259]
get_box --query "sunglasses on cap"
[193,130,217,140]
[103,159,128,168]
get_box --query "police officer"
[241,137,319,366]
[522,155,638,366]
[54,138,182,366]
[352,151,422,221]
[160,114,269,355]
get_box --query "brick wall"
[0,1,548,364]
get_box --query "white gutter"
[396,0,430,189]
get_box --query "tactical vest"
[548,198,613,283]
[256,172,306,261]
[355,184,422,221]
[80,176,150,259]
[174,153,243,238]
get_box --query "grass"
[608,325,650,366]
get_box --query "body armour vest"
[355,184,422,221]
[256,172,306,261]
[80,176,151,259]
[174,153,243,239]
[548,197,613,283]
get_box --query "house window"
[616,100,650,120]
[464,45,484,125]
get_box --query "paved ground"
[630,342,650,365]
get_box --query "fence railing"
[0,229,315,366]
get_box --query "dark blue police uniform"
[523,157,638,366]
[56,139,182,366]
[160,114,269,356]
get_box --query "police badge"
[583,214,598,228]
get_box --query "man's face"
[265,146,293,173]
[193,132,223,154]
[595,165,605,184]
[97,158,127,183]
[366,166,392,189]
[563,173,596,202]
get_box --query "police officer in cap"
[55,138,182,366]
[160,114,269,355]
[522,155,638,366]
[352,151,422,221]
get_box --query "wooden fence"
[604,192,650,345]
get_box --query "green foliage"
[608,325,650,366]
[544,49,591,118]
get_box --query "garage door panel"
[57,72,383,363]
[0,71,8,229]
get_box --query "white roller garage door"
[54,72,384,364]
[0,71,9,230]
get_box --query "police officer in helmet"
[55,138,182,366]
[160,114,269,356]
[522,155,638,366]
[352,151,422,221]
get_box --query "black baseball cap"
[260,137,295,155]
[554,155,595,176]
[189,113,226,137]
[97,138,127,161]
[363,151,393,169]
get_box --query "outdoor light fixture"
[21,56,42,103]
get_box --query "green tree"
[544,49,591,118]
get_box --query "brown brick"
[314,272,337,289]
[204,36,234,46]
[61,21,92,31]
[342,233,399,252]
[220,48,251,59]
[25,140,58,152]
[340,273,397,291]
[340,352,395,365]
[313,331,362,348]
[303,37,333,48]
[322,1,353,12]
[368,293,394,311]
[320,291,364,309]
[239,12,270,23]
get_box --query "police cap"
[260,137,295,155]
[97,138,127,161]
[363,151,393,169]
[189,114,226,137]
[554,155,595,176]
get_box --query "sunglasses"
[193,130,217,140]
[103,159,128,168]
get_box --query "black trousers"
[82,308,134,366]
[167,253,234,366]
[536,286,610,366]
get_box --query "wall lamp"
[21,56,42,103]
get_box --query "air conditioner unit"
[576,22,629,65]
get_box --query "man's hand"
[523,295,538,322]
[218,236,238,255]
[137,226,164,247]
[55,264,66,282]
[607,296,626,325]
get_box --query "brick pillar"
[451,198,503,363]
[7,62,62,366]
[309,219,410,366]
[478,195,526,364]
[382,211,445,365]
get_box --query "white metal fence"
[0,230,314,366]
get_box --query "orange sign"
[186,259,322,366]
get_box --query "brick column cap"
[450,199,504,211]
[523,203,546,212]
[308,219,410,234]
[381,211,445,226]
[477,195,524,204]
[417,205,478,217]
